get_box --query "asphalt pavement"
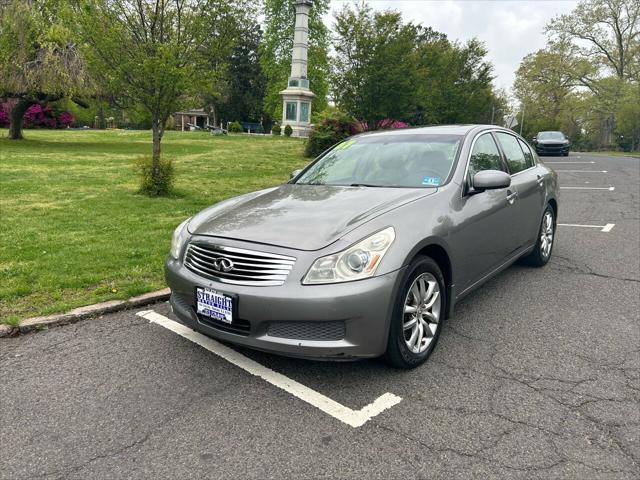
[1,153,639,479]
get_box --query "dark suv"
[532,131,570,156]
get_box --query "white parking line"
[137,310,402,428]
[561,186,615,191]
[546,161,595,164]
[558,223,616,232]
[555,170,607,173]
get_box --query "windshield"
[295,134,462,188]
[538,131,565,140]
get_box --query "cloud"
[328,0,580,90]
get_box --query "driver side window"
[468,134,504,183]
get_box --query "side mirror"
[289,169,302,180]
[532,137,537,143]
[472,170,511,192]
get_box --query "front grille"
[267,321,346,341]
[184,243,296,287]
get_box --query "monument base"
[280,87,315,139]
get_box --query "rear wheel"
[523,205,555,267]
[384,256,445,369]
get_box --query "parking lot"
[1,153,638,479]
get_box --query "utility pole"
[519,103,525,136]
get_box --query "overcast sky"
[327,0,580,91]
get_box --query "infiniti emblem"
[212,258,234,272]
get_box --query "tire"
[384,256,446,369]
[563,151,569,157]
[523,205,555,267]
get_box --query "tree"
[260,0,330,121]
[615,82,640,150]
[413,37,496,125]
[75,0,213,195]
[332,4,418,126]
[190,1,260,128]
[330,2,498,127]
[547,0,640,81]
[0,0,89,139]
[216,8,266,125]
[516,0,640,150]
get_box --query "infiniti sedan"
[532,131,570,156]
[165,125,559,368]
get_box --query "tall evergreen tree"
[217,14,265,124]
[260,0,330,121]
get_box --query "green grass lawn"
[0,129,308,325]
[583,151,639,158]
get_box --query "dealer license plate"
[196,287,234,324]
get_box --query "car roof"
[355,124,512,138]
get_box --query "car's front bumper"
[165,257,404,360]
[536,143,570,155]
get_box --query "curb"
[0,288,171,337]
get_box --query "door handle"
[537,175,544,187]
[506,190,518,204]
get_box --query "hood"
[188,184,435,251]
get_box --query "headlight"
[303,227,396,285]
[170,218,191,260]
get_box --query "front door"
[449,133,521,291]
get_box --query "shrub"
[304,110,356,158]
[271,124,281,136]
[284,124,293,137]
[57,111,75,128]
[229,121,243,133]
[0,102,75,129]
[136,156,174,196]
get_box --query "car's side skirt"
[453,244,536,303]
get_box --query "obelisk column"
[280,0,315,138]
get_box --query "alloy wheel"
[402,273,441,354]
[540,211,554,259]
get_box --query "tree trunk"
[8,99,35,140]
[212,105,218,128]
[151,117,163,185]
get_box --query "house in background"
[173,108,210,131]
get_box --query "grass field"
[584,151,639,158]
[0,129,308,325]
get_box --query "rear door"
[494,132,545,249]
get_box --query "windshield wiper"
[349,183,384,188]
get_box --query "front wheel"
[384,256,445,369]
[523,205,555,267]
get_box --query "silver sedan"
[165,125,559,368]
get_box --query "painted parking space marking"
[137,309,402,428]
[561,186,615,191]
[546,161,595,164]
[555,170,607,173]
[558,223,615,232]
